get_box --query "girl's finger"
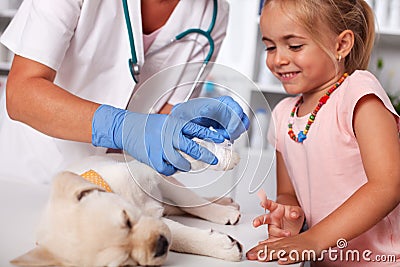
[268,224,291,238]
[252,213,272,227]
[257,189,278,212]
[288,206,304,220]
[289,210,299,219]
[262,197,281,213]
[257,188,266,202]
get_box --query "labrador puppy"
[11,140,243,266]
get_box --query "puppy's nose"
[154,235,169,257]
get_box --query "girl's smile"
[277,71,300,82]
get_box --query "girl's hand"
[246,233,320,264]
[253,194,305,241]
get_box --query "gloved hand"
[171,96,250,141]
[92,105,225,176]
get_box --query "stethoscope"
[122,0,218,101]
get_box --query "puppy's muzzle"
[154,235,169,258]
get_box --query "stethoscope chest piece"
[129,59,140,83]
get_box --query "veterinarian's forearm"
[159,103,173,114]
[7,55,99,143]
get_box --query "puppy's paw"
[175,227,242,261]
[203,204,241,225]
[206,196,240,210]
[210,142,240,171]
[206,230,243,261]
[218,205,241,225]
[190,139,240,171]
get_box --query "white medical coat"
[0,0,229,183]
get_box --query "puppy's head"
[11,171,171,266]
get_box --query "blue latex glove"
[172,96,250,141]
[92,105,225,176]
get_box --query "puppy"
[11,140,243,266]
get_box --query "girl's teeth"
[282,73,295,78]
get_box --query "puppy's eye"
[126,218,132,229]
[77,189,96,201]
[122,210,132,229]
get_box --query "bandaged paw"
[180,138,240,172]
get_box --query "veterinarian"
[0,0,249,183]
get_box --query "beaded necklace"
[288,73,348,143]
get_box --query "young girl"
[246,0,400,265]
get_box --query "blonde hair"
[262,0,375,74]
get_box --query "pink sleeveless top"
[270,70,400,266]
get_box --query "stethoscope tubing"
[166,0,218,102]
[122,0,218,87]
[175,28,215,65]
[122,0,140,83]
[174,0,217,64]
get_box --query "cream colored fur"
[11,140,242,266]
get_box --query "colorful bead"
[287,73,348,143]
[297,131,307,142]
[320,95,329,104]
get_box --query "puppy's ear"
[10,246,61,266]
[52,171,105,202]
